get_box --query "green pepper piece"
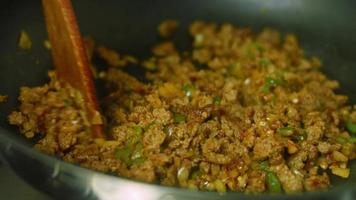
[346,121,356,134]
[132,157,146,165]
[115,147,132,166]
[129,126,143,145]
[336,136,348,144]
[348,137,356,143]
[213,96,222,105]
[277,127,294,137]
[63,99,72,107]
[131,143,146,165]
[133,126,143,135]
[262,77,283,93]
[174,113,186,124]
[259,161,270,172]
[227,62,242,77]
[259,58,271,67]
[246,42,263,57]
[144,122,155,131]
[254,42,264,52]
[190,169,202,179]
[266,172,282,193]
[182,84,194,99]
[131,143,143,159]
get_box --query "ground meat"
[304,174,330,191]
[202,138,233,165]
[271,164,303,193]
[8,72,88,155]
[245,170,266,193]
[0,94,7,103]
[130,160,156,182]
[304,112,325,142]
[9,21,356,194]
[158,20,178,38]
[96,46,137,67]
[253,135,282,161]
[288,151,308,170]
[317,141,332,154]
[143,125,166,152]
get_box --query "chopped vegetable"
[266,172,282,193]
[336,136,348,144]
[227,62,242,77]
[133,126,143,135]
[129,126,143,145]
[254,42,264,52]
[177,166,190,185]
[331,167,350,178]
[259,161,270,172]
[294,133,307,141]
[262,77,283,93]
[287,140,298,154]
[348,137,356,143]
[144,122,155,131]
[182,84,194,99]
[19,30,32,50]
[214,179,226,193]
[131,143,143,160]
[346,121,356,134]
[213,96,222,105]
[132,157,146,165]
[174,113,186,124]
[259,58,271,67]
[194,34,204,47]
[115,146,133,166]
[277,127,294,136]
[115,134,145,166]
[259,161,282,192]
[246,42,264,57]
[131,143,146,165]
[190,169,202,179]
[332,151,348,162]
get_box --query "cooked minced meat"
[9,21,356,193]
[0,95,7,103]
[158,19,179,38]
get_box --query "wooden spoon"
[42,0,104,138]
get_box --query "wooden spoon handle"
[42,0,104,138]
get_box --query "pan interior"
[0,0,356,197]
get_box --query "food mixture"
[0,95,7,103]
[8,21,356,193]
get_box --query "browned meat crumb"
[304,174,330,191]
[8,72,90,155]
[158,20,179,38]
[96,46,137,67]
[9,20,356,193]
[0,95,7,103]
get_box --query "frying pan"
[0,0,356,199]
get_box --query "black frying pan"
[1,0,356,199]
